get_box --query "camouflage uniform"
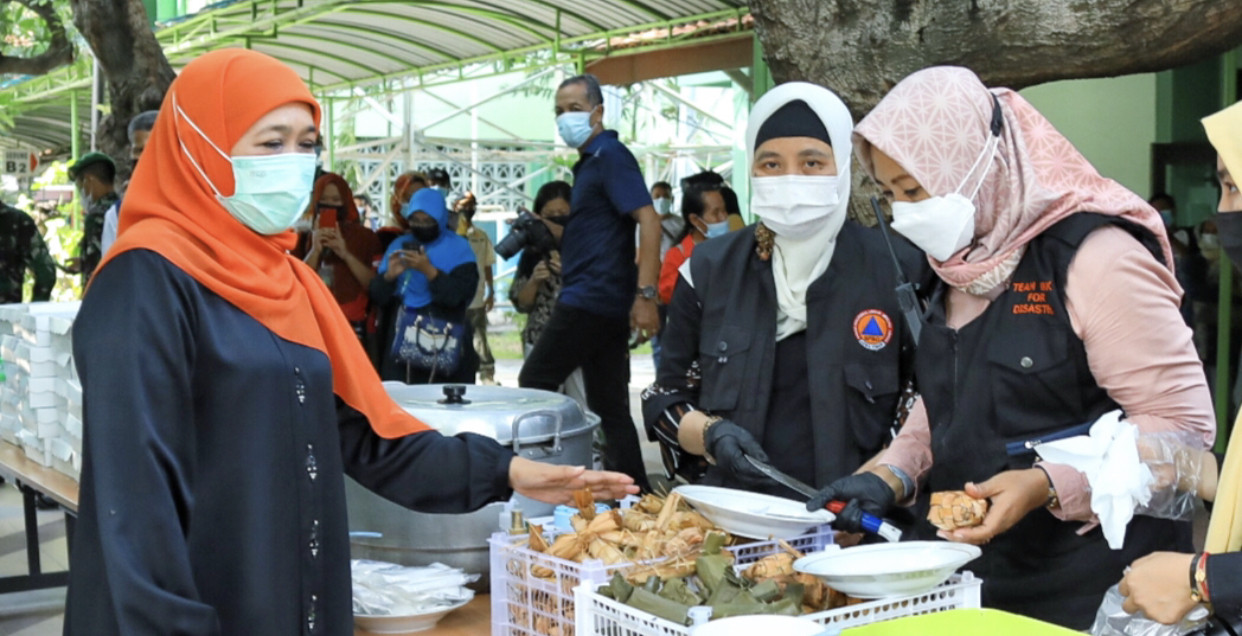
[78,192,119,287]
[0,203,56,303]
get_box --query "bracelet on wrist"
[1033,465,1059,509]
[1192,552,1210,603]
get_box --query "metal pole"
[1216,48,1239,454]
[69,90,80,160]
[325,97,335,171]
[89,57,100,151]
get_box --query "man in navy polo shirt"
[519,74,661,491]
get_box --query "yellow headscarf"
[1203,101,1242,553]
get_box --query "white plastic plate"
[353,597,471,634]
[794,541,981,599]
[673,485,833,540]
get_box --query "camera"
[495,209,559,259]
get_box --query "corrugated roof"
[2,0,751,154]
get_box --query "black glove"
[702,419,770,488]
[807,472,896,534]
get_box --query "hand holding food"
[928,490,989,531]
[939,469,1049,545]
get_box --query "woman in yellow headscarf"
[1120,100,1242,625]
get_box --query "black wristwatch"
[637,285,657,300]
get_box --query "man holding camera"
[518,74,661,491]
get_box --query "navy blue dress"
[64,249,513,635]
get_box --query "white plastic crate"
[574,571,982,636]
[489,525,834,636]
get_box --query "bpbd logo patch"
[853,309,893,351]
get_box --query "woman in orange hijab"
[64,49,636,635]
[295,173,383,334]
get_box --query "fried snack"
[927,490,989,531]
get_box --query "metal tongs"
[745,455,903,542]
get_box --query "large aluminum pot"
[346,383,598,585]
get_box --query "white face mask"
[652,196,672,216]
[174,96,316,236]
[750,175,841,236]
[890,134,999,261]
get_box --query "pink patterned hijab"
[853,66,1171,295]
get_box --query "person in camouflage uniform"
[69,152,120,287]
[0,202,56,303]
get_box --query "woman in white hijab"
[641,82,929,500]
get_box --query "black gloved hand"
[807,472,896,534]
[702,419,770,488]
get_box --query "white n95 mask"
[890,94,1005,262]
[174,95,316,235]
[891,194,978,261]
[750,175,841,236]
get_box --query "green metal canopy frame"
[1,0,751,153]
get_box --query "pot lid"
[382,382,594,446]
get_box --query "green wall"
[1020,73,1158,199]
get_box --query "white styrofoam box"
[0,413,19,444]
[47,315,73,336]
[21,391,58,409]
[17,359,59,378]
[15,340,55,363]
[489,526,835,636]
[16,429,49,466]
[47,437,79,481]
[58,377,82,407]
[19,405,58,438]
[63,413,82,440]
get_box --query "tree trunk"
[750,0,1242,120]
[0,0,74,76]
[70,0,173,180]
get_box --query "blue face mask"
[557,111,595,148]
[696,217,729,240]
[175,96,316,235]
[704,219,730,239]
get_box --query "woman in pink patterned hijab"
[814,66,1214,628]
[854,66,1171,296]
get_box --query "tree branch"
[0,0,74,76]
[751,0,1242,118]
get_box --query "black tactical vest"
[915,213,1190,629]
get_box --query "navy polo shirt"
[559,130,652,319]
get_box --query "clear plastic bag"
[1090,584,1209,635]
[350,559,477,617]
[1135,431,1206,522]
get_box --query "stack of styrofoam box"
[0,302,81,478]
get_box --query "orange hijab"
[305,173,361,225]
[101,49,429,438]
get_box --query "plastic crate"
[489,525,834,636]
[573,572,982,636]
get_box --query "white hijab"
[746,83,855,340]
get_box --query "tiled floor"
[0,353,661,635]
[0,482,68,636]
